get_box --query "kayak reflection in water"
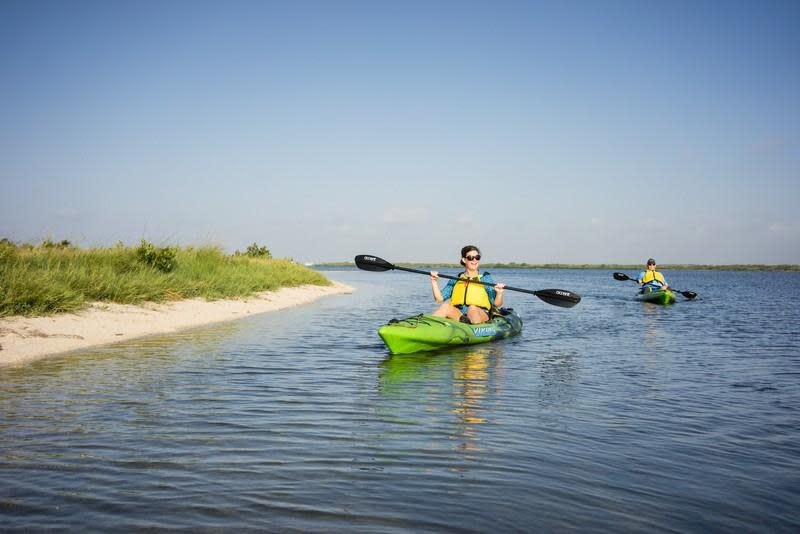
[429,245,506,324]
[637,258,670,293]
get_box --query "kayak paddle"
[356,254,581,308]
[612,272,697,300]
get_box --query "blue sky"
[2,0,798,264]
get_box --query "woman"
[430,245,506,324]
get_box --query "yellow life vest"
[450,274,492,309]
[641,271,665,285]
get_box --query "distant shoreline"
[315,262,800,272]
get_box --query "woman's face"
[463,251,481,268]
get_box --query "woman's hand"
[430,271,444,302]
[494,283,505,293]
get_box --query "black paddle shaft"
[355,255,581,307]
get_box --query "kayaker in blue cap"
[637,258,670,293]
[429,245,506,324]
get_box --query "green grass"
[0,242,331,317]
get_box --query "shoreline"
[0,281,355,368]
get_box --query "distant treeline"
[318,261,800,272]
[0,239,330,317]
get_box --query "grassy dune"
[0,241,330,317]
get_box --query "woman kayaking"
[637,258,670,293]
[429,245,505,324]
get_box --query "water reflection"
[378,346,503,453]
[452,350,492,425]
[641,304,667,347]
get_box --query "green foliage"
[0,238,16,262]
[41,238,73,249]
[0,242,331,317]
[244,242,271,259]
[136,240,178,273]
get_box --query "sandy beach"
[0,281,354,367]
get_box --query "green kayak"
[636,288,677,305]
[378,308,523,355]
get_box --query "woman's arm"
[482,274,505,307]
[493,283,505,307]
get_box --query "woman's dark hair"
[460,245,480,266]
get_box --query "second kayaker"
[637,258,670,293]
[430,245,506,324]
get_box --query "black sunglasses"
[465,254,481,261]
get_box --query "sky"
[1,0,799,264]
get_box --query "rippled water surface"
[2,269,799,531]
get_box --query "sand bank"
[0,281,354,367]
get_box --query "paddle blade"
[613,272,631,281]
[535,289,582,308]
[679,290,697,300]
[355,255,395,272]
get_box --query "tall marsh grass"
[0,241,330,317]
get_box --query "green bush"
[136,240,177,273]
[245,242,271,259]
[41,238,73,249]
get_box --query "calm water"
[2,268,799,532]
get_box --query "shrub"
[41,238,73,249]
[245,242,271,259]
[136,240,177,273]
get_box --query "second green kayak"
[636,288,677,305]
[378,308,523,354]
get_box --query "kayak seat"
[490,306,512,319]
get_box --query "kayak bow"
[636,288,677,305]
[378,308,523,354]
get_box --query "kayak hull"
[378,308,523,355]
[636,288,677,305]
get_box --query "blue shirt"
[440,272,497,308]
